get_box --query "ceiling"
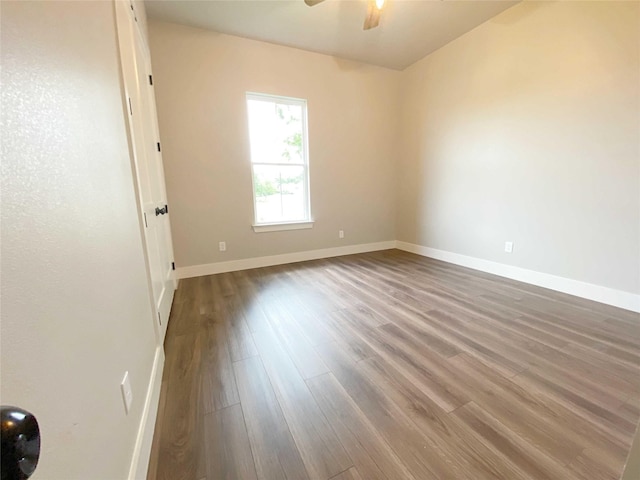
[145,0,519,70]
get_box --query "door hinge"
[156,142,161,152]
[171,262,175,271]
[148,74,153,85]
[128,97,132,115]
[157,311,162,326]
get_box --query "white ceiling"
[145,0,519,70]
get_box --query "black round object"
[1,406,40,480]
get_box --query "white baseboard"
[176,241,396,279]
[128,346,165,480]
[175,239,639,313]
[396,241,640,313]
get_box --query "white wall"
[148,21,401,269]
[1,1,158,478]
[397,1,640,295]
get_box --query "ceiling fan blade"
[363,1,381,30]
[304,0,325,6]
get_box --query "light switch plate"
[504,241,514,253]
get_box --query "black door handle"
[155,206,166,216]
[1,406,40,480]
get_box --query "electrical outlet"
[504,241,514,253]
[339,230,344,239]
[219,241,226,252]
[121,371,133,414]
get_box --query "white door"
[116,0,176,342]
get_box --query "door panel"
[116,0,175,342]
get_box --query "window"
[246,93,312,232]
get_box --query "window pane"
[253,164,306,223]
[247,100,304,164]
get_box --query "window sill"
[252,221,314,233]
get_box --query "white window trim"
[246,92,312,229]
[252,221,314,233]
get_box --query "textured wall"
[1,1,157,478]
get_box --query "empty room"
[1,1,639,480]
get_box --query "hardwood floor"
[147,249,640,480]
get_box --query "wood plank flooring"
[147,249,640,480]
